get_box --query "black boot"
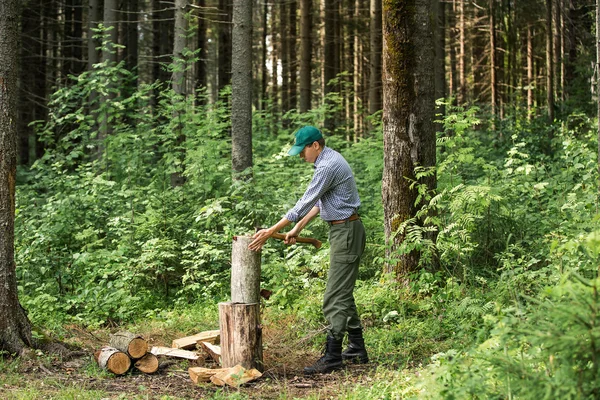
[304,335,344,375]
[342,328,369,364]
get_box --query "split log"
[231,236,261,303]
[188,367,229,384]
[96,346,131,375]
[210,364,262,387]
[134,353,159,374]
[150,346,200,360]
[171,329,220,350]
[109,331,148,359]
[218,302,263,371]
[198,341,221,364]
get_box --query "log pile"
[94,331,158,375]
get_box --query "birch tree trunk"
[231,0,253,175]
[0,0,33,353]
[382,0,436,279]
[173,0,188,95]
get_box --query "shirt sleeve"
[285,165,335,222]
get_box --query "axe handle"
[270,232,322,249]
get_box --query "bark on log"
[109,331,148,359]
[188,366,229,384]
[198,341,221,364]
[96,346,131,375]
[171,329,220,349]
[218,302,263,371]
[134,353,159,374]
[231,236,261,303]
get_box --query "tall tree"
[173,0,188,95]
[382,0,436,279]
[88,0,100,70]
[288,0,298,111]
[0,0,33,353]
[231,0,253,175]
[368,0,382,115]
[546,0,555,121]
[323,0,336,131]
[299,0,312,112]
[218,0,232,95]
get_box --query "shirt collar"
[314,146,329,168]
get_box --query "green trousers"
[323,219,366,340]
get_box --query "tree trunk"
[597,0,599,195]
[126,0,139,83]
[490,0,497,120]
[527,25,534,118]
[289,0,298,111]
[434,0,445,128]
[218,302,263,372]
[173,0,188,95]
[231,0,253,175]
[261,0,268,111]
[369,0,382,115]
[354,0,363,137]
[448,0,457,100]
[218,0,232,95]
[196,0,208,103]
[458,0,466,103]
[299,0,312,113]
[230,236,261,303]
[0,0,33,353]
[88,0,100,70]
[546,0,555,122]
[323,0,336,132]
[382,0,436,279]
[280,0,290,114]
[271,1,279,115]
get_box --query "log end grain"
[134,353,159,374]
[128,337,149,359]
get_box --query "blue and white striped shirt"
[285,146,361,222]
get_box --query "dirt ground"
[0,324,380,399]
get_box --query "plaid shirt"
[285,147,361,222]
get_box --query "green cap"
[288,126,323,156]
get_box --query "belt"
[328,214,360,225]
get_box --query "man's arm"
[285,206,320,245]
[248,216,292,251]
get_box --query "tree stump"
[134,353,159,374]
[218,302,263,371]
[109,331,148,359]
[96,346,131,375]
[231,236,260,303]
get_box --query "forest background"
[1,0,600,398]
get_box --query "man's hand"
[249,228,272,251]
[284,225,302,245]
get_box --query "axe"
[256,228,322,249]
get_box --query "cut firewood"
[150,346,200,360]
[134,353,159,374]
[210,364,262,387]
[172,329,220,350]
[96,346,131,375]
[198,341,221,364]
[188,367,229,384]
[109,331,148,359]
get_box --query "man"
[249,125,368,374]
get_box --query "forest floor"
[0,319,410,399]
